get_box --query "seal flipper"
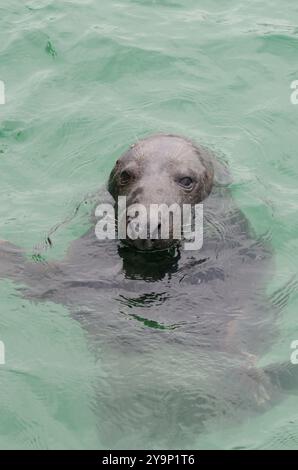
[263,361,298,394]
[228,361,298,411]
[0,240,27,283]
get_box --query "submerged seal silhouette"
[108,134,214,251]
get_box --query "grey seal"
[0,133,296,448]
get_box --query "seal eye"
[178,176,193,189]
[120,170,133,185]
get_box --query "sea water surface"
[0,0,298,449]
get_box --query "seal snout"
[125,207,172,252]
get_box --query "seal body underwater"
[0,134,295,447]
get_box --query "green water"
[1,0,298,449]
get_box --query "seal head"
[108,134,214,251]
